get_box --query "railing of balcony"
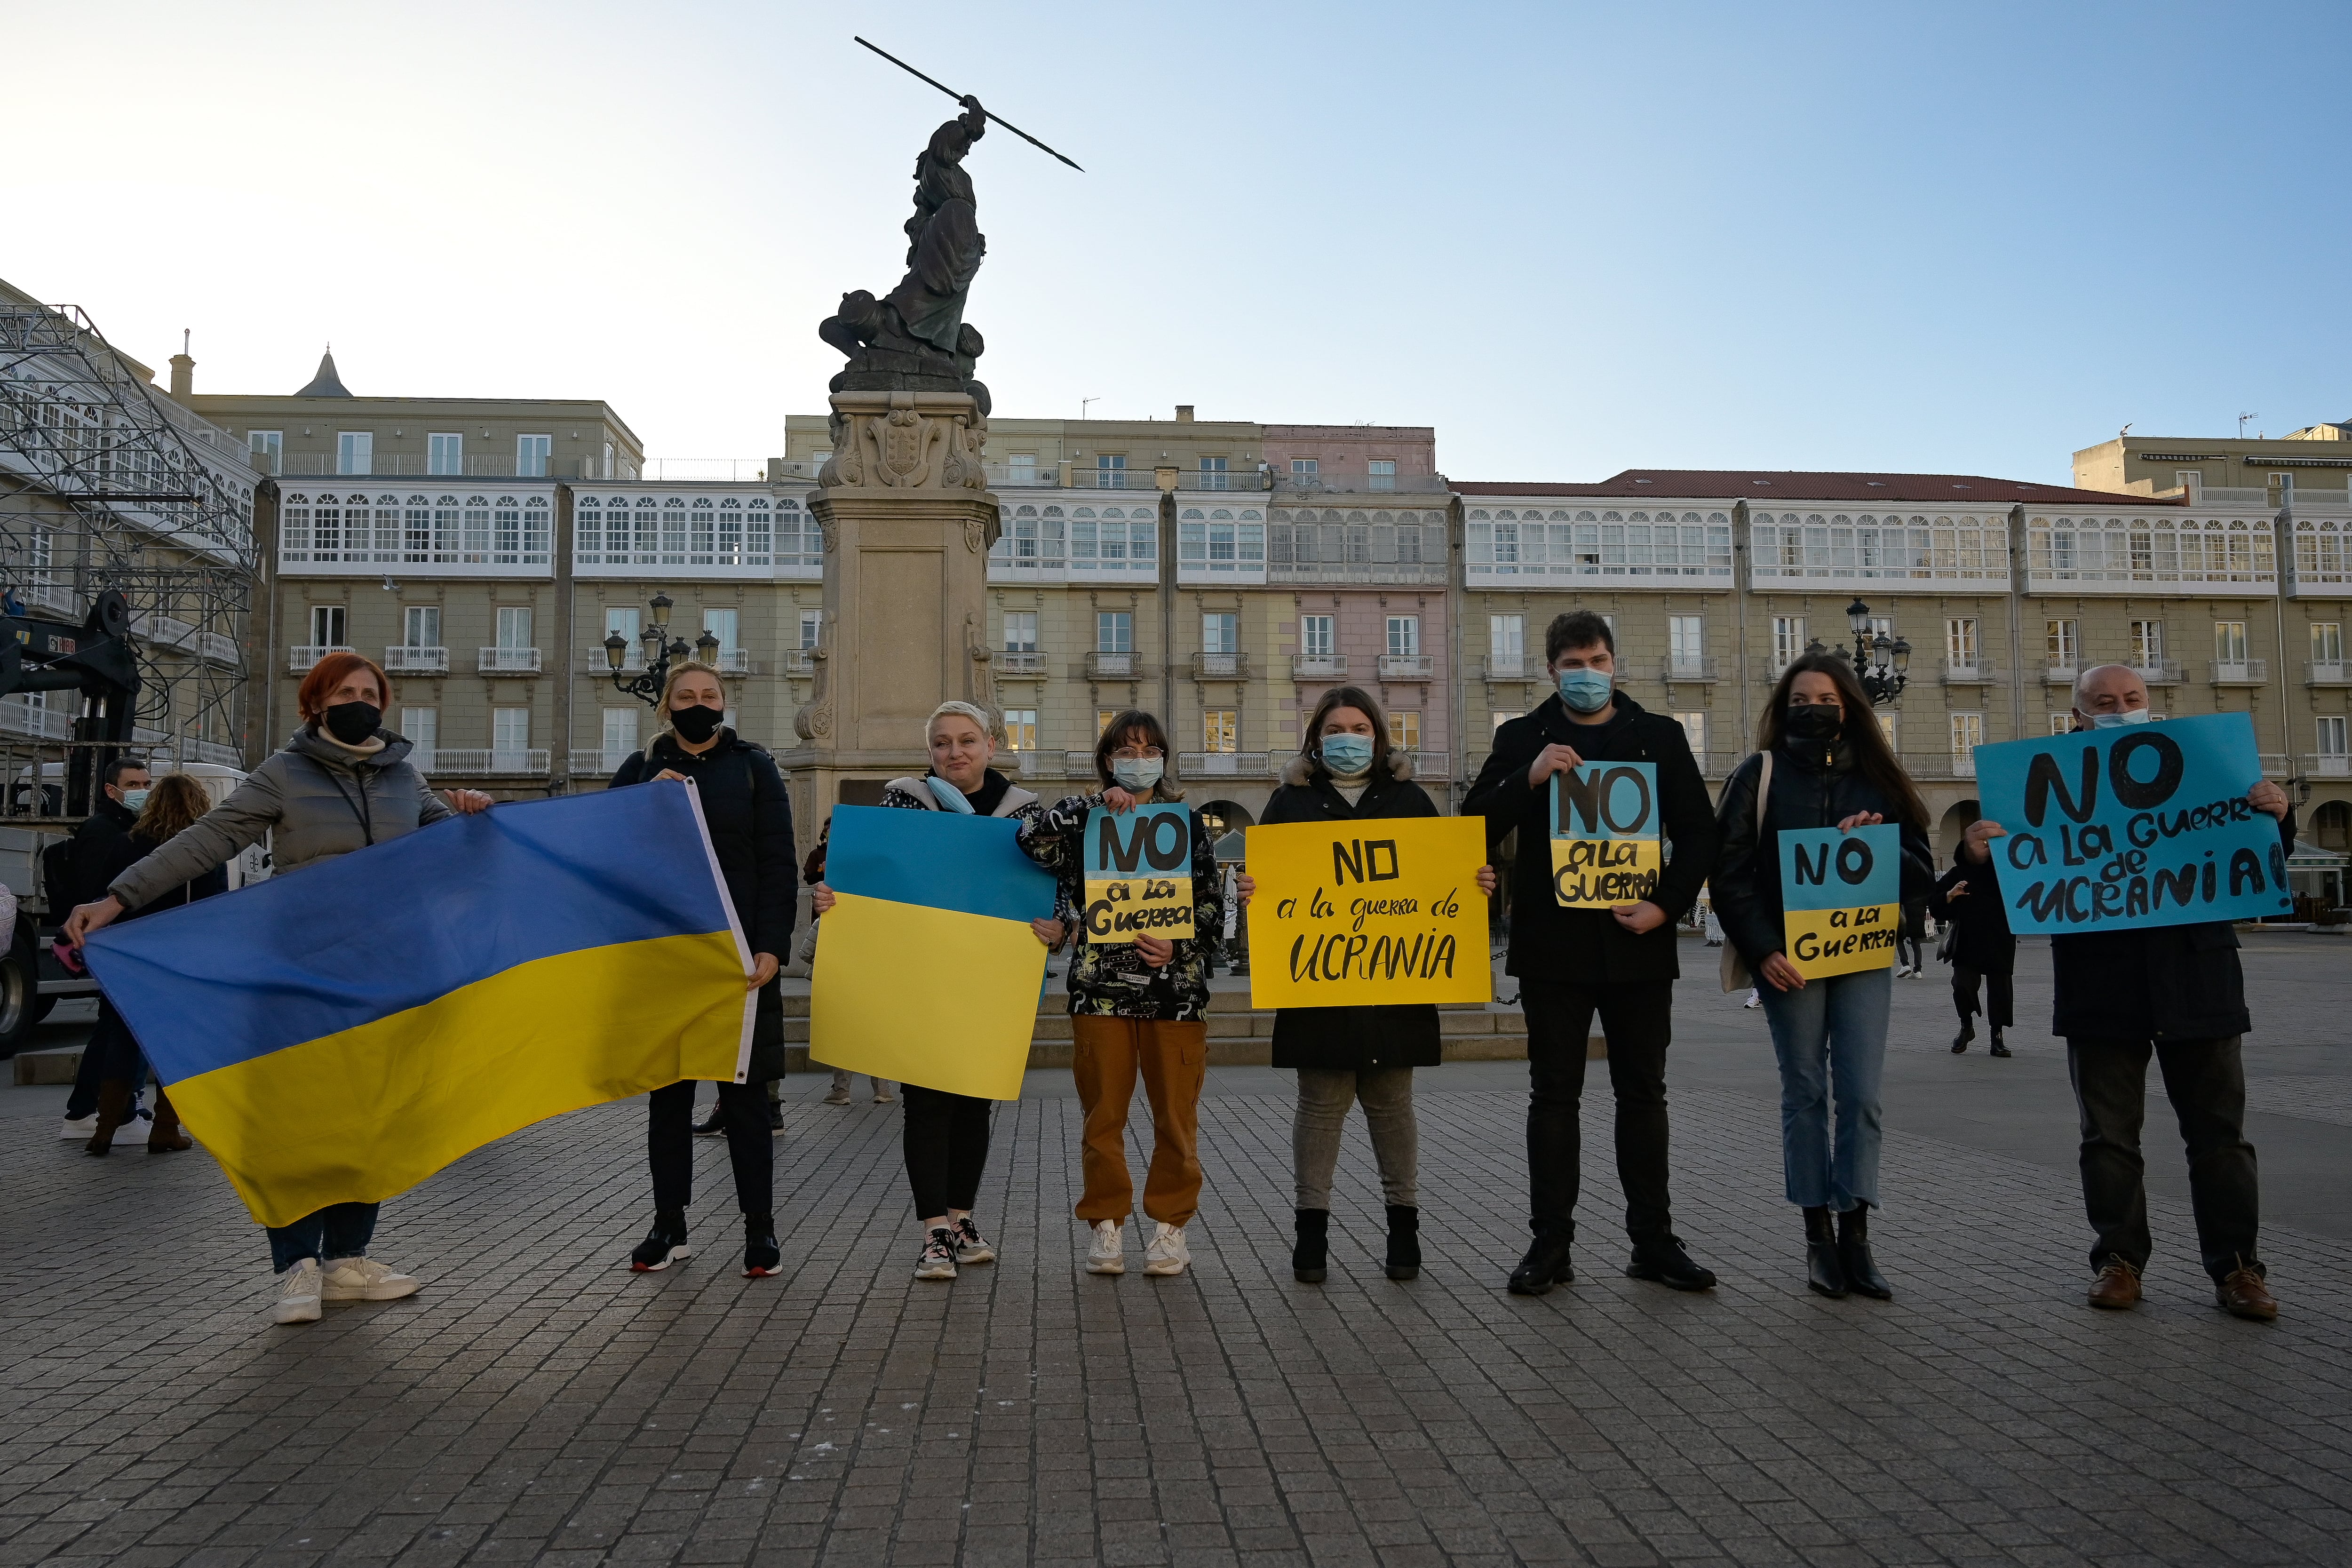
[2209,659,2269,685]
[1086,651,1143,679]
[1178,750,1271,778]
[2308,661,2350,685]
[1290,653,1349,680]
[278,453,560,478]
[1068,468,1162,491]
[384,645,449,674]
[781,649,817,675]
[1008,750,1064,780]
[984,464,1061,488]
[995,650,1048,676]
[1941,660,1999,684]
[705,649,752,674]
[1274,475,1452,495]
[1660,656,1720,683]
[16,581,78,617]
[1377,653,1434,680]
[2130,659,2185,685]
[570,748,633,777]
[426,748,550,776]
[477,647,544,673]
[2044,663,2078,685]
[1191,652,1248,680]
[288,643,353,673]
[1479,654,1532,680]
[2303,752,2352,778]
[1405,749,1451,780]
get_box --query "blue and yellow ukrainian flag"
[810,805,1056,1101]
[84,782,752,1227]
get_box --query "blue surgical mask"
[1320,733,1375,775]
[2086,708,2153,729]
[1110,758,1163,792]
[924,776,976,813]
[120,788,150,812]
[1557,667,1614,713]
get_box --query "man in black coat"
[1465,611,1721,1295]
[60,758,151,1129]
[1961,664,2291,1322]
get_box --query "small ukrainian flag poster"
[1778,824,1901,980]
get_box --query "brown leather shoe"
[2216,1267,2278,1322]
[2087,1259,2141,1310]
[146,1087,193,1153]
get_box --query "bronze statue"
[818,97,993,410]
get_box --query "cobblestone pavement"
[5,938,2350,1568]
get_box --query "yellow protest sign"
[1246,816,1493,1009]
[1779,824,1901,979]
[1080,803,1196,944]
[1549,761,1662,907]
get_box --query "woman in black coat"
[1236,685,1496,1285]
[1929,844,2017,1057]
[610,663,797,1280]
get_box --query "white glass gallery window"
[1269,509,1445,572]
[989,503,1160,571]
[574,495,781,568]
[1750,511,2008,584]
[2026,512,2276,589]
[1465,508,1732,580]
[279,491,549,566]
[1178,508,1266,572]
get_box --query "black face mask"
[322,701,381,745]
[670,703,724,744]
[1784,703,1843,744]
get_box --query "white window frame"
[428,433,463,476]
[798,609,823,650]
[310,605,346,647]
[399,707,437,759]
[1386,615,1420,658]
[403,605,441,648]
[1097,611,1133,654]
[1490,614,1525,663]
[516,434,552,478]
[1202,612,1239,656]
[336,431,373,476]
[1001,610,1039,653]
[1001,708,1038,752]
[1772,616,1808,669]
[1202,708,1237,753]
[495,605,533,650]
[1301,614,1335,657]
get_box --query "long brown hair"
[1301,685,1391,775]
[1759,652,1927,828]
[133,774,213,843]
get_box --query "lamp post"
[1837,597,1908,707]
[603,592,721,706]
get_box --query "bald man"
[1962,664,2292,1321]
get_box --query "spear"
[852,36,1085,173]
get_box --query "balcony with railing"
[1904,751,1979,780]
[1191,652,1249,681]
[384,645,449,675]
[2044,662,2077,686]
[1404,749,1451,781]
[2304,752,2352,778]
[994,650,1048,677]
[570,748,633,777]
[2130,659,2184,685]
[2208,658,2269,686]
[289,643,353,673]
[707,649,752,675]
[0,695,74,740]
[16,580,78,618]
[1273,474,1452,496]
[1290,653,1349,680]
[1061,751,1102,780]
[198,632,239,666]
[1660,655,1719,684]
[278,452,588,479]
[2308,661,2350,686]
[1377,653,1434,681]
[1007,749,1065,780]
[426,748,551,776]
[781,648,818,675]
[1179,750,1271,779]
[1086,651,1143,679]
[1068,467,1164,492]
[1941,658,1999,685]
[477,647,544,674]
[1478,654,1532,681]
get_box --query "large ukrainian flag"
[83,781,753,1227]
[810,805,1056,1100]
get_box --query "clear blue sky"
[8,1,2347,484]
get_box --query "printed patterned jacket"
[1018,792,1224,1021]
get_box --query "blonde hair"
[654,662,729,736]
[924,700,998,746]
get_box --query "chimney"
[1175,405,1194,423]
[168,329,194,399]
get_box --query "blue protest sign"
[1081,802,1196,944]
[1549,761,1661,907]
[1776,824,1901,977]
[1973,712,2288,933]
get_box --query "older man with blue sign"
[1967,663,2294,1321]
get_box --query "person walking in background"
[1016,709,1222,1279]
[58,757,152,1141]
[809,701,1062,1281]
[1464,610,1723,1298]
[1709,653,1933,1302]
[1894,898,1928,978]
[1235,686,1495,1286]
[79,774,228,1155]
[1930,837,2016,1058]
[610,663,795,1280]
[1957,663,2292,1321]
[66,652,492,1327]
[791,819,894,1109]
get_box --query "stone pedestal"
[779,390,999,822]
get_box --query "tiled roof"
[1454,470,2184,507]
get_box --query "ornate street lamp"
[604,591,700,706]
[1838,597,1908,707]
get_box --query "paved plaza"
[5,934,2350,1568]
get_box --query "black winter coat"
[1710,740,1935,971]
[1464,692,1718,984]
[1260,751,1444,1072]
[612,731,798,1081]
[86,825,230,1079]
[1928,863,2015,977]
[2042,805,2295,1041]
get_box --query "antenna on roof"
[2238,412,2259,438]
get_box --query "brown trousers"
[1071,1016,1208,1226]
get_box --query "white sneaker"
[274,1258,323,1324]
[951,1215,995,1265]
[60,1114,96,1140]
[320,1256,421,1302]
[914,1226,958,1281]
[1143,1222,1190,1277]
[115,1115,149,1145]
[1085,1219,1125,1275]
[822,1088,851,1105]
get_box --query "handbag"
[1935,915,1959,965]
[1718,749,1772,993]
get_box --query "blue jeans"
[267,1202,380,1273]
[1759,967,1891,1212]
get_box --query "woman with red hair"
[66,650,492,1329]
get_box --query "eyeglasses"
[1108,746,1164,762]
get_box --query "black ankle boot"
[742,1211,779,1278]
[1951,1017,1973,1053]
[1837,1204,1892,1299]
[1383,1205,1421,1281]
[1803,1206,1847,1298]
[630,1207,691,1272]
[1292,1208,1328,1283]
[1988,1030,2010,1058]
[1508,1230,1574,1296]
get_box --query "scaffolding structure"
[0,294,260,775]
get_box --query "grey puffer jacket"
[109,726,450,911]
